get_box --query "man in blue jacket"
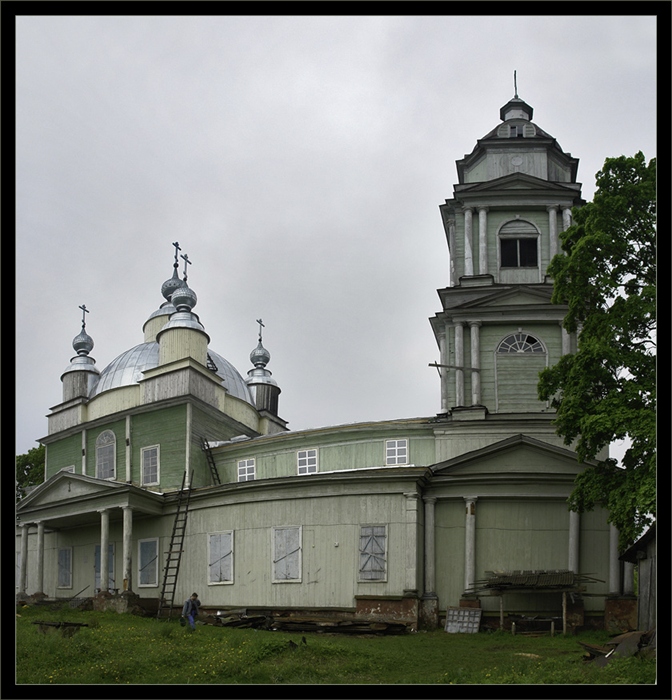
[181,592,201,631]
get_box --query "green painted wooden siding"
[45,433,82,478]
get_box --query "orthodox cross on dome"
[172,241,181,268]
[256,318,265,342]
[78,303,89,329]
[180,253,192,282]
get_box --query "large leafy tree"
[538,152,656,550]
[16,444,45,502]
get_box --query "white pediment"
[17,472,125,510]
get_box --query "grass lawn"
[14,604,656,687]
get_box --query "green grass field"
[15,604,656,686]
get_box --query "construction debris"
[32,620,89,638]
[580,629,656,665]
[209,611,408,635]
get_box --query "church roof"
[90,341,253,404]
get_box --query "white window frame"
[385,439,408,465]
[358,525,387,582]
[137,538,159,588]
[57,547,73,589]
[237,458,255,482]
[141,445,160,486]
[95,430,116,480]
[297,449,318,475]
[60,465,75,473]
[272,526,302,583]
[208,531,234,585]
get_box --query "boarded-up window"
[359,526,387,581]
[495,333,547,412]
[208,532,233,584]
[58,548,72,588]
[96,430,116,480]
[273,526,302,582]
[138,539,158,587]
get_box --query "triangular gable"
[457,286,553,311]
[458,172,579,195]
[17,471,126,512]
[431,434,591,477]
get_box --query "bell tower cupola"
[61,304,100,401]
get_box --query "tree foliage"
[16,444,45,502]
[538,152,656,549]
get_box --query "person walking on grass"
[181,592,201,631]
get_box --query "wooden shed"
[620,524,656,631]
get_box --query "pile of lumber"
[579,629,656,666]
[210,612,408,635]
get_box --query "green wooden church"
[16,92,634,631]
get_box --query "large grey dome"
[89,341,253,404]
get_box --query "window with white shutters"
[208,531,234,584]
[359,525,387,581]
[272,526,302,582]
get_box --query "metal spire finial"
[256,318,265,342]
[78,304,89,329]
[180,253,192,282]
[514,70,518,98]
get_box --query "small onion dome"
[161,267,184,302]
[250,340,271,368]
[72,328,94,356]
[170,283,197,312]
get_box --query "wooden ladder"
[157,471,193,619]
[201,438,221,485]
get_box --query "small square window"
[385,439,408,465]
[297,449,318,475]
[238,458,255,482]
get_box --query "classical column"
[454,323,464,407]
[568,510,580,573]
[19,523,29,594]
[561,206,572,232]
[560,323,571,356]
[423,497,437,596]
[464,497,478,593]
[609,524,621,595]
[122,507,133,592]
[35,521,45,595]
[478,207,488,275]
[99,509,110,593]
[463,207,474,276]
[403,492,419,595]
[447,217,456,287]
[548,205,559,260]
[439,329,448,413]
[469,321,481,406]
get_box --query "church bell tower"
[430,88,584,417]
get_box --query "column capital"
[462,205,474,213]
[468,320,482,328]
[546,204,559,212]
[477,206,489,213]
[463,495,478,503]
[423,496,438,505]
[403,491,420,501]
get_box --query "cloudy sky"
[15,13,657,456]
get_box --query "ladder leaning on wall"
[157,470,193,620]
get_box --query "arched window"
[497,333,545,353]
[494,333,548,412]
[498,220,539,269]
[96,430,116,480]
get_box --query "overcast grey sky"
[15,14,657,456]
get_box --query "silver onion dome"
[72,328,94,356]
[250,340,271,368]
